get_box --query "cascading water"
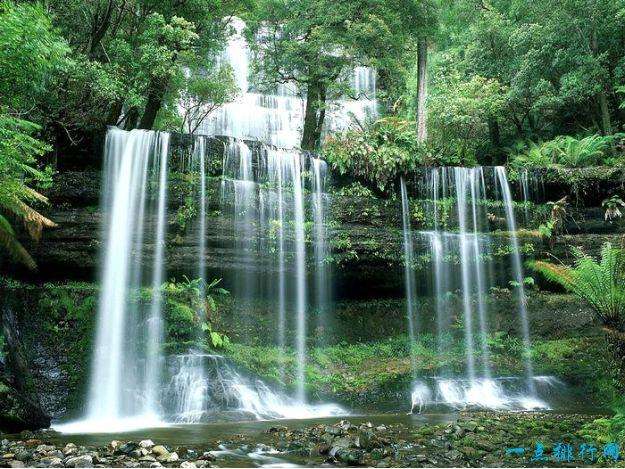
[400,177,418,373]
[404,166,548,412]
[197,18,378,148]
[57,128,342,433]
[312,157,330,342]
[165,353,343,421]
[495,167,536,397]
[144,133,170,417]
[57,128,170,433]
[220,142,342,413]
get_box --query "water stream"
[403,167,547,412]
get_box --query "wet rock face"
[0,385,51,433]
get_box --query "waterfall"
[454,168,477,382]
[196,137,207,291]
[144,133,169,417]
[405,166,545,412]
[58,129,170,432]
[289,151,307,403]
[312,157,330,343]
[495,167,536,396]
[266,148,287,384]
[399,177,418,373]
[197,18,377,148]
[220,143,341,410]
[222,139,256,303]
[165,353,343,421]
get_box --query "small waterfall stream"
[312,157,330,343]
[495,167,536,396]
[144,133,169,417]
[220,144,335,407]
[400,177,418,374]
[404,166,547,412]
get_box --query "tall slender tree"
[248,0,435,150]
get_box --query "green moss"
[223,332,614,407]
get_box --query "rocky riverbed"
[0,412,619,468]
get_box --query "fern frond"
[0,215,37,270]
[531,244,625,326]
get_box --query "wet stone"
[139,440,154,449]
[117,442,138,455]
[151,445,169,457]
[65,454,94,467]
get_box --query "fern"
[531,243,625,326]
[0,113,56,269]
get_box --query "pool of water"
[46,413,455,447]
[16,406,610,468]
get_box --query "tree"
[247,0,434,150]
[44,0,244,138]
[0,117,56,269]
[177,65,237,135]
[402,0,625,165]
[0,1,65,268]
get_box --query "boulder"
[63,443,78,456]
[139,440,155,449]
[151,445,169,457]
[64,454,93,468]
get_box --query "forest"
[1,0,625,467]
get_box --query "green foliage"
[178,65,238,134]
[426,56,506,163]
[334,182,376,199]
[225,333,612,402]
[0,1,66,267]
[581,408,625,445]
[0,115,56,269]
[531,243,625,327]
[0,1,68,111]
[510,134,624,168]
[603,195,625,221]
[398,0,625,164]
[159,276,230,349]
[324,118,420,191]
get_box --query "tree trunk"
[488,118,503,164]
[106,100,123,127]
[88,0,115,60]
[138,78,168,130]
[301,79,326,151]
[416,37,428,143]
[598,91,612,135]
[123,107,139,130]
[590,28,613,134]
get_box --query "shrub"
[531,243,625,328]
[510,133,625,168]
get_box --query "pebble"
[0,412,605,468]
